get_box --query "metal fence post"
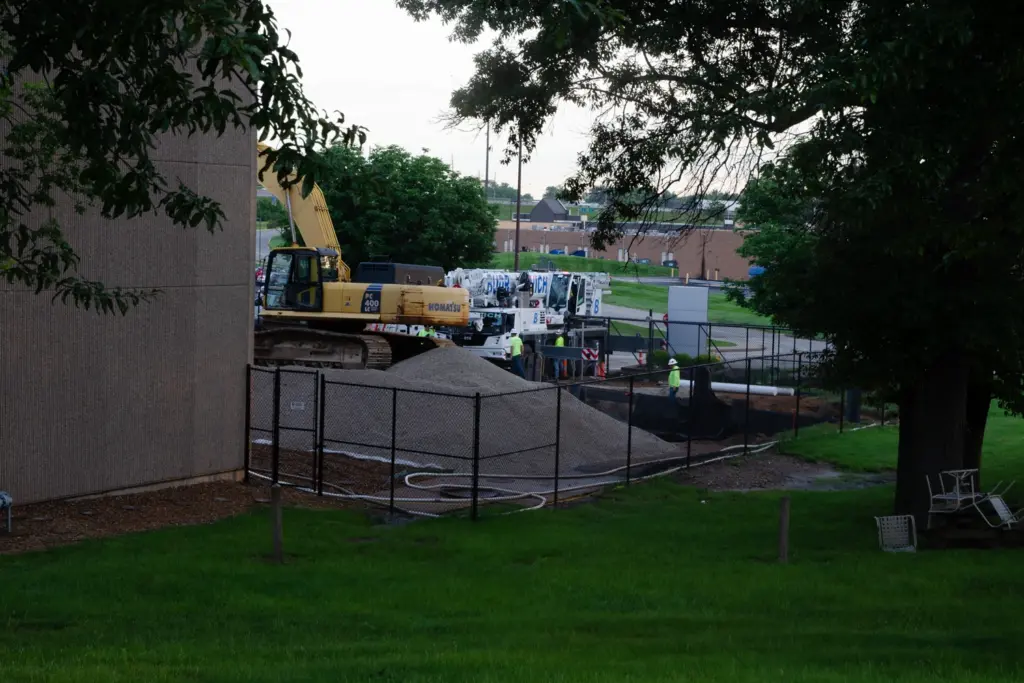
[626,375,634,484]
[794,353,803,438]
[647,318,655,367]
[744,358,752,455]
[554,387,562,507]
[316,373,326,495]
[839,388,846,434]
[271,367,281,484]
[244,364,252,483]
[880,397,885,426]
[471,393,482,521]
[686,364,695,469]
[390,387,398,515]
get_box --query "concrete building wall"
[0,124,255,504]
[494,221,752,280]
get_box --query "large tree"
[1,0,363,313]
[398,0,1024,523]
[280,144,497,271]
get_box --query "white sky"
[268,0,595,197]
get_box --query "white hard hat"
[668,358,678,366]
[510,328,519,335]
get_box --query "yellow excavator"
[254,143,469,369]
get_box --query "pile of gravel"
[253,347,679,482]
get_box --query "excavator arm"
[256,142,350,281]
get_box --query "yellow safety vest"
[668,367,681,388]
[509,336,524,357]
[555,336,565,347]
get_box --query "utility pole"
[513,135,523,271]
[484,121,491,200]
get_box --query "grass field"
[605,281,771,326]
[491,253,676,277]
[3,407,1024,681]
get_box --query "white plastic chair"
[976,495,1024,529]
[875,515,917,552]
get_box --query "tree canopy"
[400,0,1024,522]
[256,197,289,231]
[279,144,497,272]
[1,0,363,313]
[543,185,562,200]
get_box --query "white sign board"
[667,286,710,358]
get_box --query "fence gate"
[246,366,321,489]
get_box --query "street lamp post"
[513,136,523,271]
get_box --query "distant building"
[529,198,569,222]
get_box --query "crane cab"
[262,247,340,312]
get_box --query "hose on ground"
[248,439,780,517]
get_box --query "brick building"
[494,220,753,280]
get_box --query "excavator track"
[253,326,455,371]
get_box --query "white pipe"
[665,379,794,397]
[702,380,795,397]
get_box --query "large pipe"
[685,380,794,397]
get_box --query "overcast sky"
[269,0,595,197]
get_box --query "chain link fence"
[245,350,867,519]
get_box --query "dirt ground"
[0,478,359,556]
[1,444,886,556]
[674,450,841,491]
[248,444,393,495]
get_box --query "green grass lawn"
[605,281,771,326]
[4,411,1024,682]
[491,252,676,277]
[783,403,1024,482]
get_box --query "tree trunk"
[962,368,992,487]
[894,354,970,527]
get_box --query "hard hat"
[510,328,519,335]
[668,358,678,366]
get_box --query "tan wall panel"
[0,121,254,503]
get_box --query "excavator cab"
[263,247,337,312]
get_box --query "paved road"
[256,229,275,265]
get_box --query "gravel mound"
[387,347,533,394]
[255,348,679,484]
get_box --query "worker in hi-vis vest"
[508,329,526,378]
[667,357,681,399]
[554,330,567,379]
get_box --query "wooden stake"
[778,496,791,563]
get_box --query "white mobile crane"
[442,268,607,363]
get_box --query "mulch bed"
[0,479,361,557]
[0,446,401,557]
